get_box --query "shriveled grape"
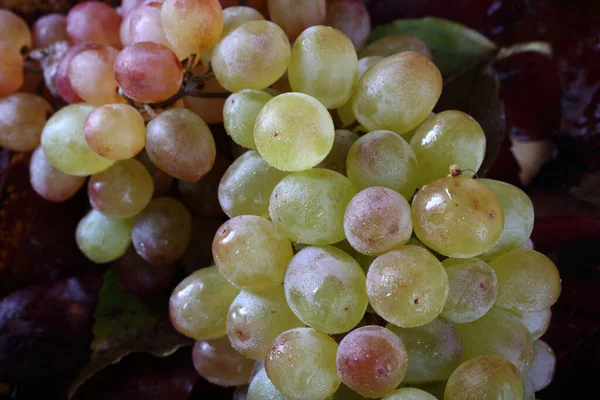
[223,89,273,149]
[192,336,255,387]
[76,209,132,264]
[0,93,52,151]
[29,147,85,202]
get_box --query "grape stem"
[450,164,479,179]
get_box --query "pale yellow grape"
[160,0,223,60]
[316,129,359,175]
[248,367,288,400]
[359,35,432,59]
[527,340,556,391]
[29,146,85,202]
[169,267,240,340]
[227,287,303,360]
[352,52,442,134]
[0,10,32,51]
[346,130,419,199]
[479,179,535,260]
[288,26,358,109]
[212,21,291,92]
[387,318,463,384]
[511,308,551,340]
[222,6,265,37]
[192,336,255,387]
[268,0,326,41]
[454,307,533,374]
[41,104,115,176]
[441,258,498,323]
[366,245,449,328]
[0,93,52,151]
[489,248,561,313]
[284,246,368,334]
[75,209,132,264]
[444,355,524,400]
[223,89,273,149]
[218,150,288,218]
[383,388,437,400]
[412,176,505,258]
[84,104,145,161]
[269,169,356,245]
[0,42,24,97]
[409,110,486,187]
[325,0,371,51]
[266,328,340,400]
[212,215,294,292]
[254,93,335,171]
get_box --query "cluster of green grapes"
[0,0,561,399]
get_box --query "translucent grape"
[266,328,340,400]
[336,326,408,398]
[218,150,288,218]
[454,307,533,374]
[254,93,335,171]
[212,21,291,92]
[227,287,304,360]
[344,187,412,256]
[366,245,449,328]
[179,156,230,216]
[169,266,239,339]
[352,52,442,134]
[68,44,122,106]
[478,179,535,260]
[409,110,486,187]
[0,93,52,151]
[325,0,371,51]
[346,130,419,200]
[32,14,69,48]
[29,146,85,202]
[0,10,32,51]
[383,388,437,400]
[223,89,273,149]
[336,56,383,126]
[412,176,505,258]
[268,0,326,41]
[120,0,172,49]
[132,197,192,264]
[192,336,255,387]
[316,129,358,175]
[440,258,498,323]
[510,308,551,341]
[0,42,24,98]
[386,318,463,384]
[161,0,223,60]
[66,2,122,48]
[401,112,435,143]
[136,150,174,196]
[288,26,358,109]
[76,209,132,264]
[88,159,154,218]
[145,108,216,181]
[248,367,287,400]
[222,6,265,37]
[489,249,561,313]
[54,43,85,104]
[359,35,432,59]
[284,246,367,334]
[269,169,356,244]
[41,104,115,176]
[212,215,293,292]
[114,247,176,298]
[444,355,524,400]
[527,340,556,391]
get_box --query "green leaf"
[368,17,497,76]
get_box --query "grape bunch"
[0,1,561,399]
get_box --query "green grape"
[269,168,356,244]
[344,187,412,256]
[352,52,442,135]
[88,159,154,218]
[192,336,255,387]
[284,246,368,334]
[478,179,535,260]
[358,55,385,76]
[223,89,273,149]
[266,327,340,400]
[488,249,561,313]
[212,20,291,92]
[412,176,505,258]
[222,6,265,37]
[346,130,419,200]
[169,267,240,340]
[41,104,114,176]
[288,25,358,109]
[444,355,524,400]
[387,318,463,384]
[212,215,294,292]
[248,367,288,400]
[510,308,551,340]
[254,93,335,171]
[75,210,132,264]
[409,110,486,187]
[383,388,437,400]
[227,287,304,360]
[401,112,435,143]
[218,150,288,218]
[366,245,449,328]
[527,340,556,391]
[316,129,359,175]
[359,35,432,59]
[440,258,498,323]
[454,307,533,374]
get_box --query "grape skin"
[527,340,556,391]
[325,0,371,51]
[382,388,437,400]
[247,367,287,400]
[222,6,265,37]
[0,10,33,51]
[120,0,173,50]
[510,308,552,340]
[32,14,69,49]
[75,209,132,264]
[0,42,24,98]
[66,2,122,48]
[0,93,52,152]
[192,336,255,387]
[268,0,326,41]
[223,89,273,149]
[29,146,85,202]
[54,43,85,104]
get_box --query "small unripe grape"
[76,210,132,264]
